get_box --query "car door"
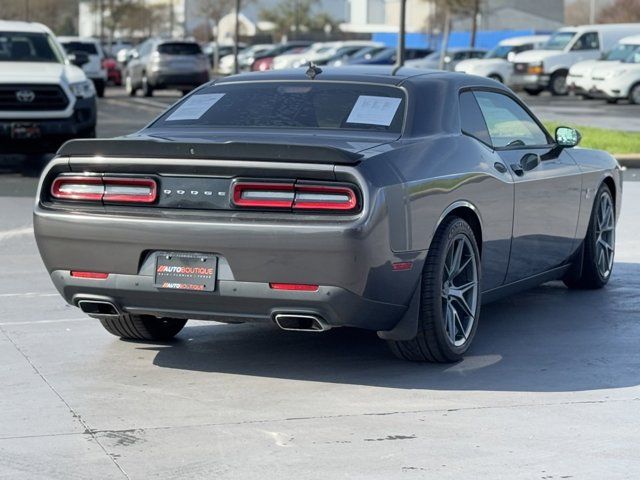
[473,90,582,283]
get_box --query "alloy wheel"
[441,235,478,347]
[595,192,615,278]
[552,74,568,95]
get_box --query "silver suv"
[125,39,209,97]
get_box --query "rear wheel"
[549,71,568,96]
[388,217,481,362]
[125,73,137,96]
[99,314,187,341]
[142,74,153,97]
[488,74,503,83]
[629,83,640,105]
[564,184,615,289]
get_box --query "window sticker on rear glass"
[346,95,402,126]
[166,93,225,121]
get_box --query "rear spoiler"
[57,139,364,165]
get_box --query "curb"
[615,154,640,168]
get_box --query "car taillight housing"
[51,175,157,204]
[232,181,359,212]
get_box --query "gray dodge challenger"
[34,66,621,362]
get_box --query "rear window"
[152,81,406,133]
[61,41,98,55]
[157,43,202,55]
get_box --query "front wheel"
[99,314,187,341]
[142,74,153,97]
[564,184,615,289]
[524,86,543,96]
[388,217,481,362]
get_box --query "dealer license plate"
[155,254,217,291]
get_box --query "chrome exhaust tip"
[273,313,330,332]
[77,299,120,318]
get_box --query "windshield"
[484,45,513,59]
[623,46,640,63]
[544,31,576,51]
[61,41,98,55]
[0,32,64,63]
[152,81,405,133]
[606,43,639,61]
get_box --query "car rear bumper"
[50,270,407,330]
[148,71,209,89]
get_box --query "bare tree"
[598,0,640,23]
[0,0,78,34]
[260,0,336,41]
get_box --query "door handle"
[510,163,524,176]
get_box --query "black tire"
[99,314,187,341]
[181,89,191,96]
[142,74,153,97]
[549,71,568,96]
[125,73,137,96]
[629,83,640,105]
[524,86,543,96]
[564,184,615,290]
[488,74,503,83]
[94,80,105,98]
[388,216,481,362]
[606,98,619,104]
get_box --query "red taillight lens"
[51,176,104,201]
[233,182,295,208]
[51,176,157,204]
[103,177,157,203]
[293,185,357,211]
[70,271,109,279]
[232,181,358,212]
[269,283,319,292]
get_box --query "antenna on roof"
[306,62,323,80]
[392,0,407,75]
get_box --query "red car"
[102,57,122,86]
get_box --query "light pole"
[233,0,241,74]
[394,0,406,71]
[589,0,596,24]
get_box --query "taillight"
[51,176,104,201]
[103,177,157,203]
[233,182,295,208]
[70,271,109,279]
[51,175,157,204]
[293,184,357,211]
[232,181,359,212]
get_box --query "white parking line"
[0,318,87,326]
[0,226,32,242]
[0,293,59,298]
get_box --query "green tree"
[260,0,336,40]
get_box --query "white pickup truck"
[510,23,640,96]
[0,21,97,154]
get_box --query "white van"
[510,23,640,95]
[454,35,549,84]
[589,46,640,104]
[568,34,640,98]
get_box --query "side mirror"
[556,126,581,147]
[69,51,89,67]
[520,153,540,172]
[128,50,139,61]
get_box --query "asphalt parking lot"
[1,87,639,479]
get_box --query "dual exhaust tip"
[273,313,330,332]
[77,300,330,333]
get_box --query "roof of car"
[0,20,53,34]
[57,36,100,43]
[619,34,640,45]
[215,66,504,89]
